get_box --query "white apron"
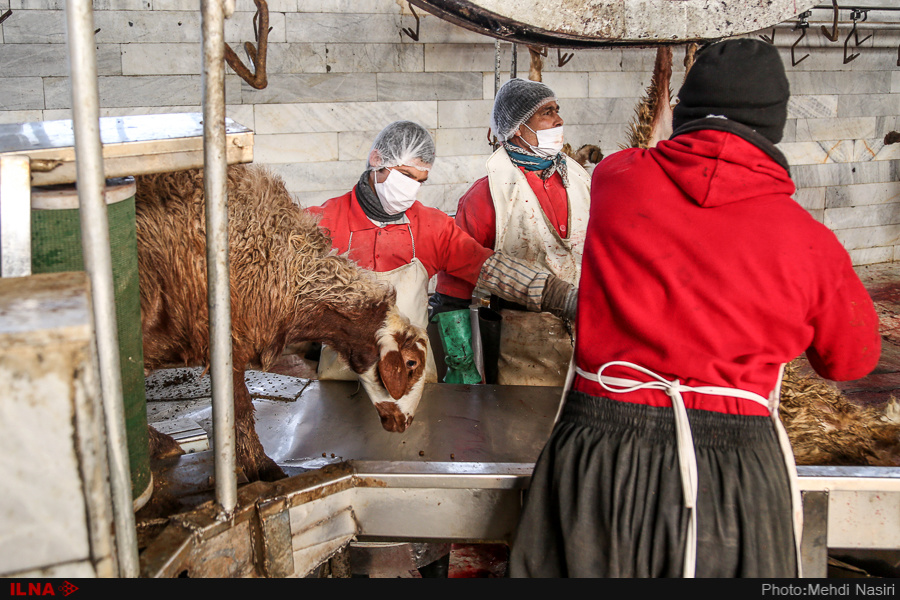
[484,148,591,386]
[317,228,438,383]
[566,361,804,579]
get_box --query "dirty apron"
[485,148,590,386]
[317,229,438,383]
[568,360,803,578]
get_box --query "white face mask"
[374,168,422,215]
[523,124,565,157]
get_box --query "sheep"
[779,360,900,467]
[135,164,429,482]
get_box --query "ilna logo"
[9,582,78,597]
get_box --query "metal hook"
[850,9,872,46]
[401,3,420,41]
[821,0,840,43]
[759,28,775,45]
[791,13,810,67]
[557,48,573,67]
[843,16,862,63]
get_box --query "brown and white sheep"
[135,164,428,482]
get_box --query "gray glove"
[477,252,577,320]
[541,274,577,321]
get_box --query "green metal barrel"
[30,178,152,511]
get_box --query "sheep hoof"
[256,456,287,482]
[148,425,186,460]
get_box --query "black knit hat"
[672,38,790,144]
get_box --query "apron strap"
[574,361,783,578]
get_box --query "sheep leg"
[233,369,286,482]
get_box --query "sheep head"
[357,304,428,433]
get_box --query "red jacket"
[307,188,492,283]
[573,129,881,416]
[435,169,570,299]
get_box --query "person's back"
[509,38,880,579]
[575,128,879,414]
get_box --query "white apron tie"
[572,360,803,578]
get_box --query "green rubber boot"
[432,309,482,384]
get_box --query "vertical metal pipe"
[64,0,139,577]
[201,0,237,514]
[511,43,517,79]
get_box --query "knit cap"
[490,78,557,142]
[672,38,790,144]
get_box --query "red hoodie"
[573,129,881,416]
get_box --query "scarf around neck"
[503,140,569,188]
[354,170,404,223]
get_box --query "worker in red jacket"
[308,120,577,383]
[509,39,881,578]
[433,78,592,387]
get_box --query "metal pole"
[511,43,517,79]
[64,0,139,577]
[201,0,237,515]
[494,39,501,97]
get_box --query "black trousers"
[508,391,798,578]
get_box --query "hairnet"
[490,78,557,141]
[366,121,435,172]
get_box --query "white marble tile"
[253,100,437,134]
[121,43,200,76]
[0,9,65,43]
[0,43,120,76]
[849,246,894,267]
[377,72,482,101]
[0,109,42,124]
[240,73,377,104]
[835,223,900,251]
[826,182,900,209]
[793,117,875,142]
[92,11,201,44]
[43,75,241,109]
[266,160,363,193]
[267,43,327,74]
[787,71,891,96]
[327,43,422,73]
[0,77,43,110]
[425,154,486,186]
[793,187,825,212]
[295,0,397,13]
[838,94,900,118]
[285,13,401,44]
[437,99,494,129]
[788,96,838,120]
[425,43,511,73]
[434,127,493,158]
[292,188,349,209]
[589,71,653,98]
[253,132,339,164]
[825,203,900,230]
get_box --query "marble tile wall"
[1,0,900,263]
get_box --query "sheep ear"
[378,350,408,400]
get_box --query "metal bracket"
[401,3,421,41]
[792,12,811,67]
[0,9,11,26]
[557,48,573,67]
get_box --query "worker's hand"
[541,274,577,321]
